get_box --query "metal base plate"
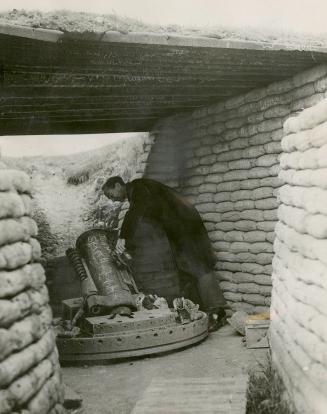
[82,308,177,336]
[56,309,208,362]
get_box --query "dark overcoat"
[120,178,216,277]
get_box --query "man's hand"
[115,238,126,255]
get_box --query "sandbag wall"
[148,64,327,313]
[0,165,64,413]
[270,99,327,414]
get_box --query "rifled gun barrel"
[76,229,136,312]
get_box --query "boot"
[208,308,227,332]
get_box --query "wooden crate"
[245,319,270,349]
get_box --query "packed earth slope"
[4,133,148,259]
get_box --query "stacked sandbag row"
[182,117,282,314]
[270,98,327,414]
[0,166,65,414]
[181,64,327,314]
[147,63,327,313]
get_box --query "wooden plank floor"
[131,375,248,414]
[63,325,267,414]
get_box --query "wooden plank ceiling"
[1,25,327,135]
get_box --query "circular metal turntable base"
[56,309,209,362]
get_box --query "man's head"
[102,176,127,202]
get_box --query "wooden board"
[1,27,327,135]
[245,320,270,349]
[131,376,248,414]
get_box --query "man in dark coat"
[102,176,227,330]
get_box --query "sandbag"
[234,200,255,211]
[0,307,52,362]
[242,293,266,306]
[282,122,327,153]
[275,222,327,267]
[0,330,55,388]
[0,217,38,246]
[0,242,32,270]
[216,261,272,275]
[0,264,45,299]
[0,170,31,193]
[279,168,327,189]
[0,192,27,219]
[279,185,327,215]
[284,98,327,133]
[26,370,63,414]
[215,202,234,213]
[280,144,327,170]
[4,355,56,413]
[0,286,49,328]
[255,198,278,210]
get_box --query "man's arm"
[115,237,126,254]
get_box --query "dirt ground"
[62,324,267,414]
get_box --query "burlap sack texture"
[270,98,327,414]
[0,166,65,414]
[146,64,327,315]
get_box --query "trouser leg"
[179,271,203,307]
[197,271,226,313]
